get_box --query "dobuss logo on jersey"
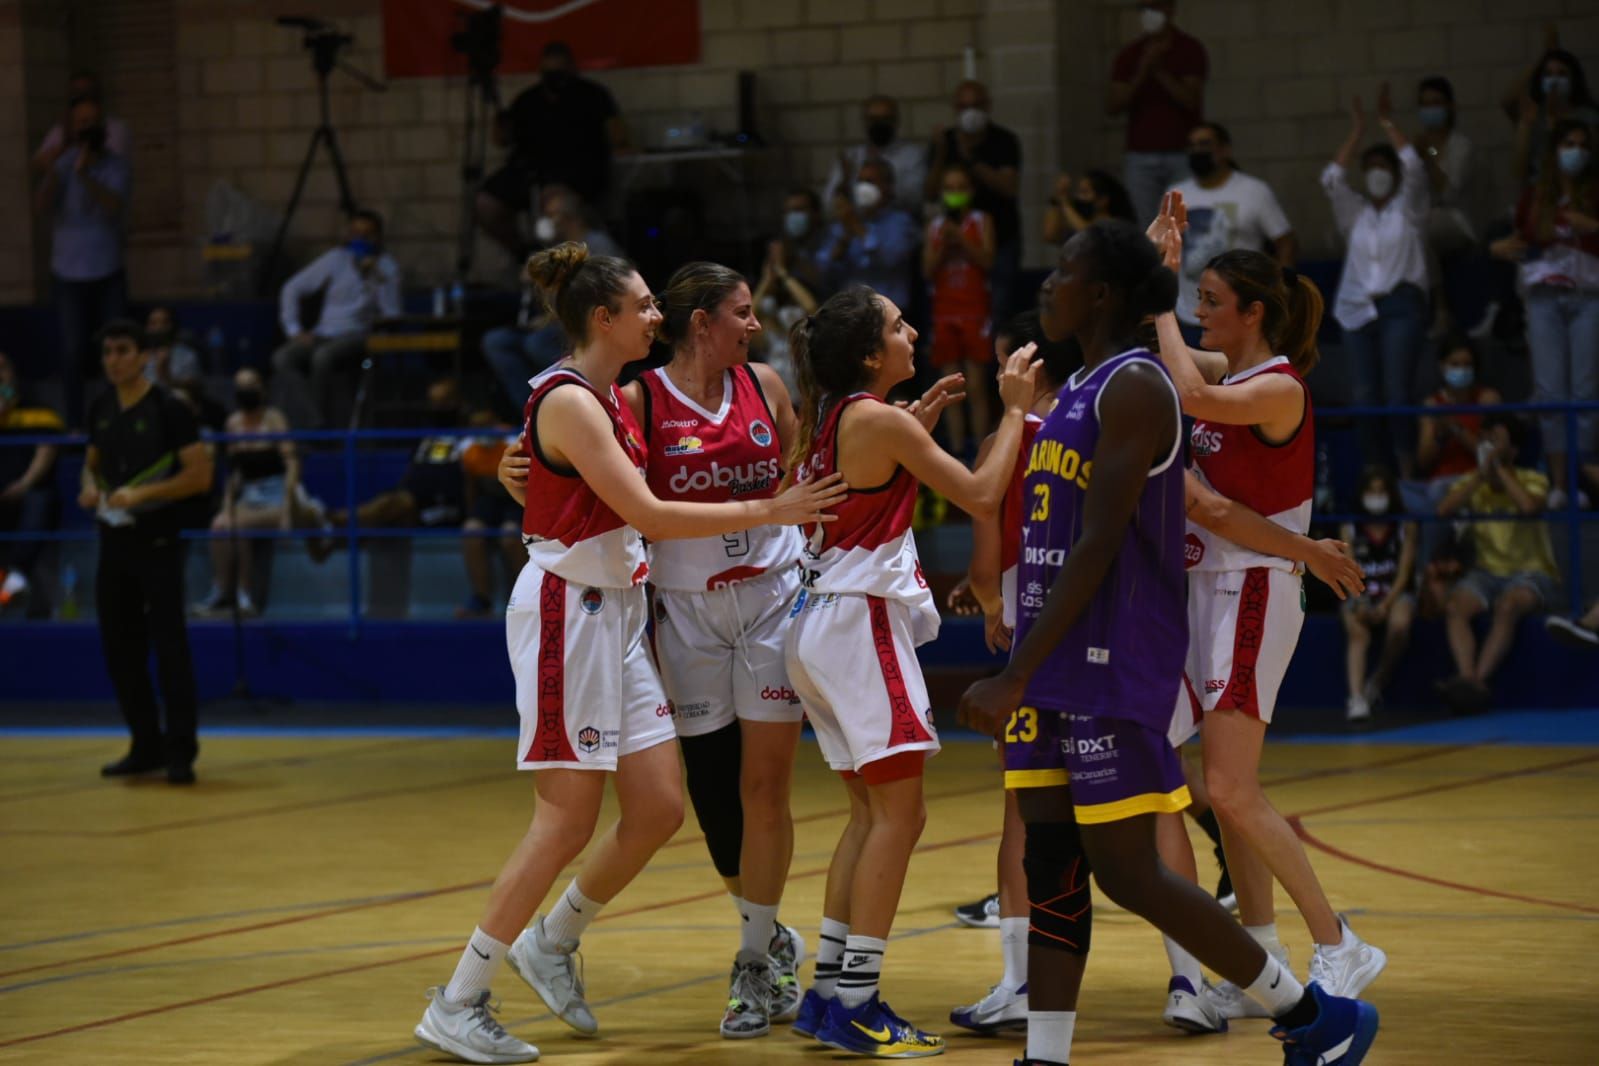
[668,459,781,496]
[749,420,773,448]
[663,435,704,457]
[1190,422,1223,457]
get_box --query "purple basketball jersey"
[1014,349,1189,731]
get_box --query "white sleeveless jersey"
[639,365,803,592]
[795,393,939,646]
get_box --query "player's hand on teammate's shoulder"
[769,471,848,526]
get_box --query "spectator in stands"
[458,414,524,618]
[1168,121,1297,345]
[79,320,213,784]
[0,352,63,616]
[1323,85,1431,478]
[1042,168,1137,245]
[1546,598,1599,649]
[1414,76,1477,335]
[30,70,130,177]
[34,94,131,427]
[481,188,619,412]
[926,80,1022,324]
[1341,466,1418,723]
[923,162,996,455]
[477,41,629,258]
[824,94,928,216]
[751,190,827,392]
[271,208,401,430]
[195,368,328,618]
[817,158,919,314]
[1107,0,1208,224]
[1505,42,1599,186]
[1438,415,1560,714]
[1491,118,1599,511]
[142,305,225,431]
[1414,335,1504,557]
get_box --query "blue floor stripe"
[1283,709,1599,747]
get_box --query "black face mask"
[866,120,896,148]
[1188,150,1218,179]
[1069,196,1098,218]
[542,69,573,93]
[235,387,263,412]
[80,125,107,152]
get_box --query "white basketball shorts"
[507,562,676,771]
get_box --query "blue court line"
[1283,709,1599,747]
[0,726,519,739]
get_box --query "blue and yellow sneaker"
[815,992,944,1058]
[1270,982,1379,1065]
[792,988,830,1039]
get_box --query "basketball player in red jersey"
[414,243,845,1065]
[785,284,1039,1057]
[1149,192,1388,1019]
[619,262,809,1039]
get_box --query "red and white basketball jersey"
[795,393,938,644]
[926,210,991,318]
[1185,356,1313,574]
[638,364,801,591]
[998,413,1045,628]
[520,365,650,588]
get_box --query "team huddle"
[410,193,1383,1065]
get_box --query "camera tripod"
[258,18,386,296]
[453,4,503,281]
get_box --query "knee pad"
[679,721,743,879]
[1023,819,1092,956]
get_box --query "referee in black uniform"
[77,320,213,784]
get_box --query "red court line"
[0,827,1001,1049]
[1292,817,1599,916]
[1258,741,1479,789]
[1289,750,1599,819]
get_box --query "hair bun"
[525,241,591,301]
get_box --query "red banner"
[381,0,701,78]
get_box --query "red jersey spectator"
[923,163,997,455]
[1107,1,1209,224]
[1417,337,1503,482]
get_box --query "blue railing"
[2,400,1596,627]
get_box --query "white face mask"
[957,107,988,135]
[1362,492,1391,515]
[852,181,884,211]
[1365,167,1395,200]
[534,215,558,243]
[1140,7,1168,33]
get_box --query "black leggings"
[679,720,744,879]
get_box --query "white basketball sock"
[1000,916,1029,992]
[444,926,507,1004]
[1026,1010,1075,1063]
[739,900,780,957]
[540,879,602,948]
[836,934,887,1008]
[1163,934,1204,990]
[1245,950,1304,1016]
[812,916,849,998]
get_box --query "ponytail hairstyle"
[1072,220,1178,343]
[786,285,887,474]
[655,261,748,350]
[1202,249,1324,375]
[524,241,637,348]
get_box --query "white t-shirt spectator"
[1321,145,1430,331]
[1168,170,1292,324]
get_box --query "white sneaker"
[1308,917,1387,998]
[768,922,805,1023]
[415,987,539,1064]
[720,949,775,1039]
[1204,943,1289,1020]
[1163,976,1227,1034]
[506,919,598,1036]
[949,982,1029,1033]
[1345,693,1371,723]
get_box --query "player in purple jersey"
[960,220,1379,1066]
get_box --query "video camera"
[450,3,502,88]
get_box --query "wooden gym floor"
[1,724,1596,1064]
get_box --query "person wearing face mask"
[194,368,328,618]
[1167,122,1296,346]
[817,159,919,315]
[477,41,630,259]
[33,95,132,428]
[923,163,997,456]
[752,190,827,392]
[270,208,402,430]
[824,95,927,217]
[1323,85,1432,478]
[1505,42,1599,186]
[926,81,1023,325]
[1492,118,1599,510]
[1042,169,1137,245]
[1340,467,1418,724]
[1107,0,1210,226]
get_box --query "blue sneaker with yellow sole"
[792,988,830,1039]
[1270,981,1378,1065]
[815,992,944,1058]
